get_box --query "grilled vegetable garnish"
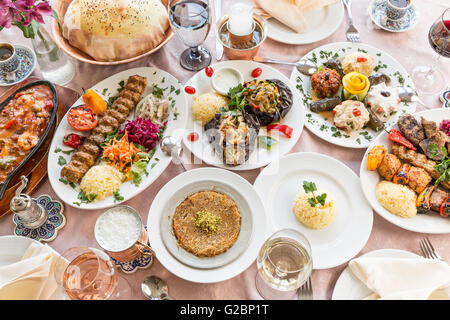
[367,145,387,171]
[393,163,411,185]
[416,185,434,214]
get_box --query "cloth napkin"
[250,0,339,33]
[0,242,67,300]
[349,257,450,300]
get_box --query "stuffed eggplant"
[204,111,260,166]
[243,79,293,127]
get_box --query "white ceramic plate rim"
[331,248,420,300]
[266,2,344,45]
[253,152,373,269]
[290,41,416,149]
[360,108,450,234]
[183,60,305,171]
[147,167,267,283]
[47,67,188,210]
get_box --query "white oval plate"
[253,152,373,269]
[183,60,305,171]
[360,109,450,234]
[290,42,416,149]
[147,168,267,283]
[266,2,344,45]
[48,67,188,210]
[332,249,420,300]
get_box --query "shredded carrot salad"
[102,131,142,173]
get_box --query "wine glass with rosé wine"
[54,247,131,300]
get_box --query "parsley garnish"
[302,181,327,207]
[429,144,450,186]
[113,190,124,203]
[57,156,66,166]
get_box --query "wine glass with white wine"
[256,229,313,300]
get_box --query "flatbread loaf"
[62,0,170,61]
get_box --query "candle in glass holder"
[228,0,255,47]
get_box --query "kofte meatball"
[310,68,341,98]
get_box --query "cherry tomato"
[63,133,85,149]
[357,56,367,62]
[332,110,337,114]
[205,66,214,77]
[187,132,199,142]
[67,105,98,131]
[184,86,196,94]
[251,67,262,78]
[352,108,361,117]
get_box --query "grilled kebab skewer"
[61,75,147,183]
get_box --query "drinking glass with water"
[168,0,212,71]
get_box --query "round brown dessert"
[172,190,241,257]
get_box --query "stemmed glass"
[54,247,131,300]
[411,8,449,95]
[256,229,313,300]
[168,0,212,71]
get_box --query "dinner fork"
[342,0,361,43]
[419,237,444,261]
[297,276,313,300]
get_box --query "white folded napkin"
[0,242,67,300]
[349,257,450,300]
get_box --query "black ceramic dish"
[0,80,58,200]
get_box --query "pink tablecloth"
[0,0,449,300]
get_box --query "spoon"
[253,56,317,76]
[141,275,173,300]
[160,136,187,172]
[397,86,429,108]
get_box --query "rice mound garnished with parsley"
[80,164,123,201]
[376,181,417,218]
[292,189,337,229]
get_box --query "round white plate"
[253,152,373,269]
[183,60,305,171]
[0,236,44,267]
[48,67,188,210]
[147,167,267,283]
[332,249,420,300]
[290,42,416,149]
[160,177,253,269]
[360,109,450,234]
[266,2,344,45]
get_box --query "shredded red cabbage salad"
[440,120,450,136]
[119,117,162,151]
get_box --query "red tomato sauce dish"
[0,81,57,185]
